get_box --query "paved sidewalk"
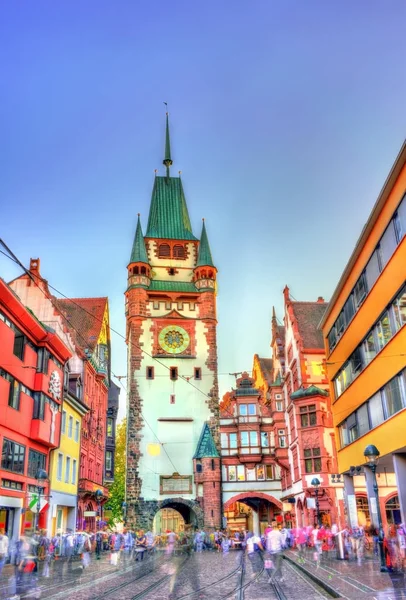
[285,549,406,599]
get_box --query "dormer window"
[173,245,185,259]
[159,244,171,258]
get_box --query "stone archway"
[133,497,204,531]
[224,492,282,511]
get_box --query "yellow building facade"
[320,141,406,529]
[48,391,88,535]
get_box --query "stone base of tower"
[126,497,213,532]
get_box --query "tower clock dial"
[159,325,190,354]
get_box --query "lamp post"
[364,444,387,572]
[311,477,321,526]
[34,469,48,533]
[122,501,127,526]
[95,489,103,531]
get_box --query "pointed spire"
[163,112,173,177]
[129,214,148,264]
[196,219,215,267]
[272,306,276,320]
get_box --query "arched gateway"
[132,497,204,532]
[223,493,283,535]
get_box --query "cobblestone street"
[3,548,406,600]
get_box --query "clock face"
[159,325,190,354]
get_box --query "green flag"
[29,494,38,510]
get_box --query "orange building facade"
[321,141,406,530]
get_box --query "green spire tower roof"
[196,220,215,267]
[145,113,197,241]
[129,214,149,264]
[193,423,220,459]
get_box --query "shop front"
[0,496,22,543]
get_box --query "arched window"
[133,266,139,275]
[386,495,401,525]
[141,266,146,275]
[201,269,207,278]
[173,245,185,259]
[159,244,171,258]
[208,270,213,278]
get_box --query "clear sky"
[1,1,406,421]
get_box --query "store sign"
[84,511,97,517]
[160,474,192,495]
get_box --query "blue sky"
[1,1,406,420]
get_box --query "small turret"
[127,214,151,289]
[194,220,217,292]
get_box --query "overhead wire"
[0,243,183,474]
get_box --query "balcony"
[238,446,263,463]
[235,415,261,425]
[78,478,109,497]
[30,419,57,448]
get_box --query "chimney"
[30,258,41,276]
[317,296,325,303]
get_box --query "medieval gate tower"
[125,114,221,530]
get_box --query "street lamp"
[122,501,127,525]
[95,489,103,530]
[35,469,48,532]
[364,444,388,572]
[311,477,322,526]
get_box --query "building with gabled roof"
[10,259,110,532]
[280,286,343,528]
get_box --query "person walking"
[265,522,284,582]
[0,528,9,578]
[135,530,147,561]
[246,531,263,573]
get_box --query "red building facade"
[220,373,284,535]
[278,286,343,528]
[0,279,71,541]
[56,298,110,530]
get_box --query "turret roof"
[196,220,215,267]
[290,385,328,400]
[129,215,148,264]
[193,422,220,459]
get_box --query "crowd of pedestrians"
[1,520,405,598]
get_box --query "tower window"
[194,368,201,380]
[168,268,176,276]
[146,366,154,380]
[170,367,178,381]
[170,394,175,404]
[141,266,146,275]
[213,481,215,488]
[173,245,185,259]
[165,302,172,310]
[159,244,171,258]
[211,459,215,470]
[211,510,214,517]
[133,266,139,275]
